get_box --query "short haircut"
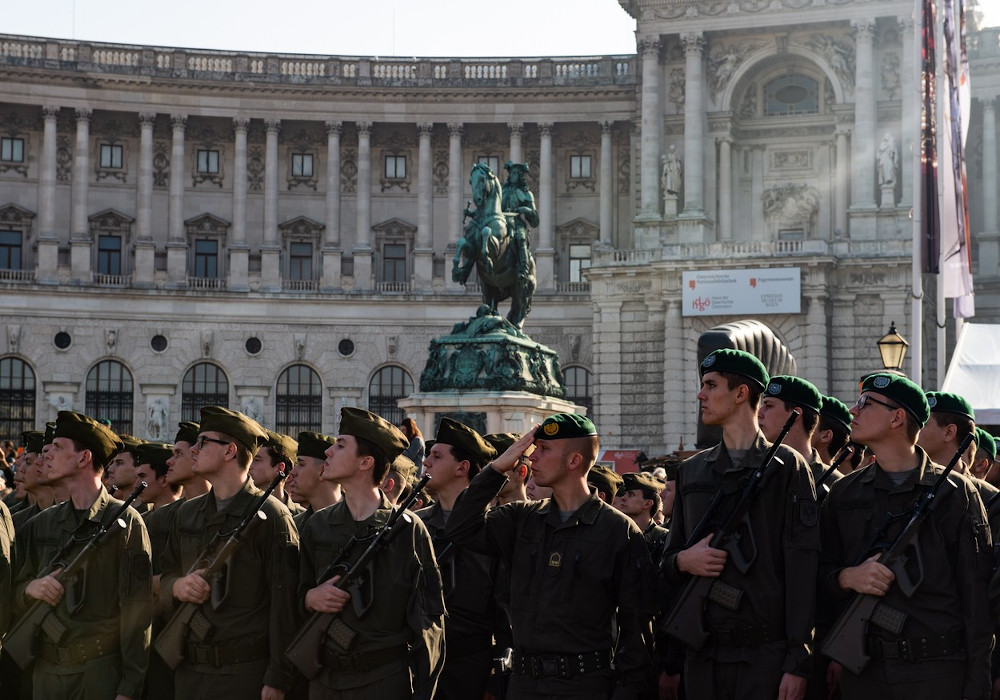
[818,414,850,455]
[928,411,975,447]
[566,435,600,471]
[776,398,818,435]
[217,432,253,469]
[447,443,487,479]
[265,444,295,473]
[719,371,763,410]
[71,438,106,472]
[355,436,391,485]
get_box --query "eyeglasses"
[196,436,232,449]
[854,394,899,412]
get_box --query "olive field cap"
[925,391,976,422]
[390,453,418,484]
[297,431,335,460]
[338,407,409,462]
[199,406,269,452]
[700,349,769,390]
[484,432,521,454]
[587,464,623,498]
[53,411,125,468]
[435,418,497,464]
[623,471,666,500]
[534,413,597,440]
[136,442,173,470]
[21,431,44,455]
[264,429,298,461]
[118,435,146,458]
[174,421,200,446]
[860,374,930,426]
[765,375,823,414]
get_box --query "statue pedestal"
[398,390,584,439]
[663,193,678,218]
[879,183,896,210]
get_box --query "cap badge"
[702,354,716,368]
[927,396,937,408]
[873,376,891,389]
[767,382,781,395]
[543,423,559,436]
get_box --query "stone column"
[166,114,187,286]
[260,118,281,291]
[447,123,464,290]
[681,32,705,218]
[70,108,92,284]
[414,122,434,289]
[805,291,830,389]
[508,123,524,165]
[36,105,60,284]
[322,121,342,290]
[851,19,877,210]
[599,121,613,247]
[663,297,685,448]
[835,127,851,237]
[899,17,915,207]
[536,122,555,290]
[980,98,1000,275]
[717,136,732,240]
[638,38,661,219]
[354,122,373,290]
[229,117,250,291]
[750,146,765,239]
[134,112,157,287]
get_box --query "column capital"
[74,108,92,123]
[638,37,661,57]
[716,135,733,146]
[42,105,61,120]
[447,122,464,138]
[325,120,343,137]
[264,118,281,134]
[834,126,852,137]
[851,19,875,39]
[680,32,705,56]
[508,122,524,136]
[897,16,914,32]
[600,120,613,135]
[233,116,250,133]
[170,114,187,132]
[417,122,434,137]
[356,121,373,137]
[539,122,555,137]
[138,113,157,127]
[981,96,999,113]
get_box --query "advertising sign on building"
[681,268,801,317]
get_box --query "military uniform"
[298,494,445,699]
[0,499,13,637]
[141,496,184,700]
[12,487,152,699]
[158,479,300,698]
[819,450,992,699]
[660,433,819,696]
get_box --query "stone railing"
[556,281,591,294]
[0,268,35,282]
[375,280,410,293]
[93,273,132,287]
[282,278,319,291]
[187,276,227,290]
[0,34,636,88]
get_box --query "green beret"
[861,374,930,426]
[264,429,298,461]
[297,431,335,460]
[622,471,666,499]
[390,453,418,483]
[118,435,146,458]
[764,375,822,413]
[925,392,976,421]
[53,411,125,469]
[820,396,853,431]
[43,421,56,445]
[535,413,597,440]
[587,464,623,498]
[199,406,269,452]
[21,431,44,455]
[338,407,409,463]
[174,421,200,446]
[435,418,497,465]
[135,442,173,470]
[700,349,769,390]
[977,428,998,462]
[484,432,521,454]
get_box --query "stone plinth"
[663,193,678,218]
[398,390,584,438]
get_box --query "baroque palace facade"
[0,0,998,453]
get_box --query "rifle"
[4,482,147,669]
[285,474,431,680]
[820,433,972,674]
[153,470,286,670]
[815,444,855,500]
[662,409,800,651]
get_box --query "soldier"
[661,349,818,700]
[158,406,300,700]
[758,374,828,481]
[587,463,623,505]
[485,432,528,506]
[813,396,853,466]
[289,431,340,531]
[380,453,417,506]
[618,471,669,563]
[0,496,11,636]
[107,435,146,496]
[299,407,445,699]
[252,429,303,514]
[418,418,500,700]
[13,410,152,700]
[11,431,56,532]
[970,428,997,483]
[165,422,210,499]
[445,413,657,698]
[819,374,992,699]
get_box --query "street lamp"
[877,322,908,371]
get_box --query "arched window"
[275,364,322,435]
[0,357,35,438]
[181,363,229,421]
[563,365,593,416]
[86,360,134,434]
[368,365,413,426]
[763,75,820,116]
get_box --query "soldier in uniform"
[813,396,853,466]
[587,463,623,505]
[165,422,210,500]
[819,374,992,699]
[11,431,56,532]
[299,407,445,700]
[485,433,528,506]
[380,453,417,506]
[251,429,303,514]
[417,418,500,700]
[758,375,829,481]
[445,413,657,699]
[289,431,340,531]
[660,349,818,700]
[14,410,152,700]
[107,435,146,497]
[618,471,669,563]
[158,406,300,700]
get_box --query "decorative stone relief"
[881,52,900,100]
[707,41,763,97]
[669,68,686,111]
[806,34,855,94]
[762,184,821,232]
[738,85,758,120]
[617,128,631,195]
[152,141,169,187]
[106,328,118,353]
[341,147,357,193]
[433,149,449,194]
[242,396,263,423]
[7,324,20,354]
[247,146,264,192]
[47,393,73,412]
[201,330,213,357]
[146,397,168,440]
[56,135,73,183]
[770,149,813,170]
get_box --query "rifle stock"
[4,482,147,669]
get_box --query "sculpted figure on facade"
[147,397,168,440]
[807,34,855,93]
[877,132,898,185]
[661,146,682,195]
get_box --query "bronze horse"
[452,163,535,329]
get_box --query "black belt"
[320,644,406,673]
[867,631,964,662]
[37,636,118,665]
[709,625,778,647]
[186,638,269,667]
[512,649,613,679]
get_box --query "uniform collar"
[537,488,603,526]
[711,432,769,475]
[59,486,113,533]
[862,446,937,489]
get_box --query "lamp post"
[877,321,909,371]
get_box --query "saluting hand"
[173,568,211,604]
[489,429,537,474]
[305,574,351,614]
[676,534,727,577]
[25,567,65,606]
[837,555,894,596]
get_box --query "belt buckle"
[540,657,559,678]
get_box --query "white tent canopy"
[941,323,1000,425]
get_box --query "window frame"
[196,149,220,174]
[0,230,23,270]
[0,137,24,163]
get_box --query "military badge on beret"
[544,423,559,436]
[927,395,938,408]
[873,375,890,389]
[702,354,716,368]
[767,382,781,395]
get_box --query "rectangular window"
[291,153,314,178]
[99,144,123,169]
[569,244,591,283]
[194,239,219,278]
[384,155,406,180]
[383,243,407,282]
[570,155,592,179]
[477,155,500,173]
[289,241,313,280]
[0,138,24,163]
[97,235,122,275]
[778,228,804,241]
[0,231,22,270]
[197,149,220,174]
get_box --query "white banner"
[682,268,801,317]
